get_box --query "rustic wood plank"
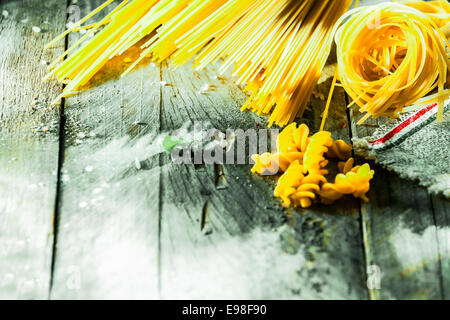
[431,195,450,299]
[346,0,446,300]
[158,57,368,299]
[49,0,161,299]
[0,0,66,299]
[360,163,443,299]
[1,0,444,301]
[349,102,445,300]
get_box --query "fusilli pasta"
[251,124,375,208]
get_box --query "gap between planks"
[48,0,70,297]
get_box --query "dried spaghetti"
[45,0,449,128]
[45,0,352,126]
[334,1,450,124]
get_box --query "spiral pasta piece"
[327,140,353,161]
[338,157,355,174]
[320,162,375,204]
[335,1,450,123]
[274,160,327,208]
[277,123,310,154]
[302,131,333,175]
[251,152,303,175]
[251,122,310,175]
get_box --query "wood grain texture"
[431,195,450,299]
[350,111,447,299]
[1,0,446,300]
[0,0,66,299]
[348,0,448,300]
[158,59,368,299]
[360,166,443,299]
[49,0,161,299]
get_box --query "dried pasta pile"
[45,0,449,127]
[251,124,374,208]
[334,1,450,124]
[45,0,352,126]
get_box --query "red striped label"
[371,103,438,146]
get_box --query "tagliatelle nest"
[334,1,450,123]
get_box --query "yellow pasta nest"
[320,159,375,204]
[251,123,375,208]
[335,1,450,123]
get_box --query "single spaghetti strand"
[320,71,338,131]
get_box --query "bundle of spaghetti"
[45,0,192,101]
[403,0,450,35]
[45,0,353,126]
[251,123,374,208]
[173,0,353,126]
[334,1,450,124]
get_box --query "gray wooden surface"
[0,0,66,299]
[0,0,448,300]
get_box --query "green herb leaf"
[162,136,185,153]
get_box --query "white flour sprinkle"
[199,84,211,93]
[135,158,141,170]
[79,201,88,208]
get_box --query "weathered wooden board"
[344,0,449,300]
[350,109,447,299]
[158,58,368,299]
[0,0,66,299]
[431,195,450,299]
[361,165,444,299]
[49,0,161,299]
[1,0,446,300]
